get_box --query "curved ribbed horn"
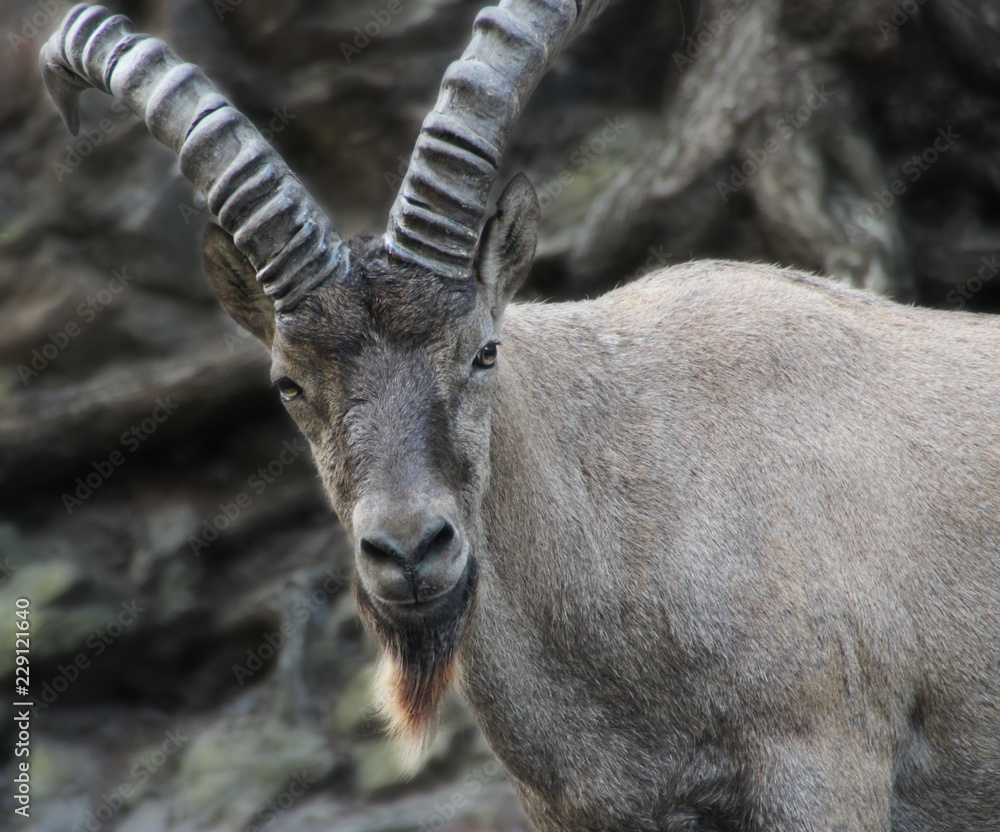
[384,0,614,280]
[39,4,348,312]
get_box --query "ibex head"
[202,176,540,756]
[41,2,607,751]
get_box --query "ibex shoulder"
[511,258,1000,350]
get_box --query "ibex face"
[202,177,540,745]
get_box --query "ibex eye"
[274,377,302,401]
[473,342,499,369]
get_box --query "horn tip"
[39,55,84,136]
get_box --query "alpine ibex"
[41,3,1000,830]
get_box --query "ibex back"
[41,3,1000,830]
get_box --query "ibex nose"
[354,502,467,607]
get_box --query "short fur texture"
[205,184,1000,830]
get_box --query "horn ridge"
[385,0,614,279]
[40,3,347,312]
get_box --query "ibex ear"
[202,223,275,349]
[475,173,540,319]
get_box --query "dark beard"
[353,556,479,751]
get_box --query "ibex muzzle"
[352,461,468,611]
[41,3,1000,831]
[355,503,466,608]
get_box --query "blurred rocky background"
[1,0,999,829]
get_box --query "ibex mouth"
[360,553,478,630]
[401,573,462,608]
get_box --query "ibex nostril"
[359,535,406,565]
[417,520,457,563]
[359,519,458,569]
